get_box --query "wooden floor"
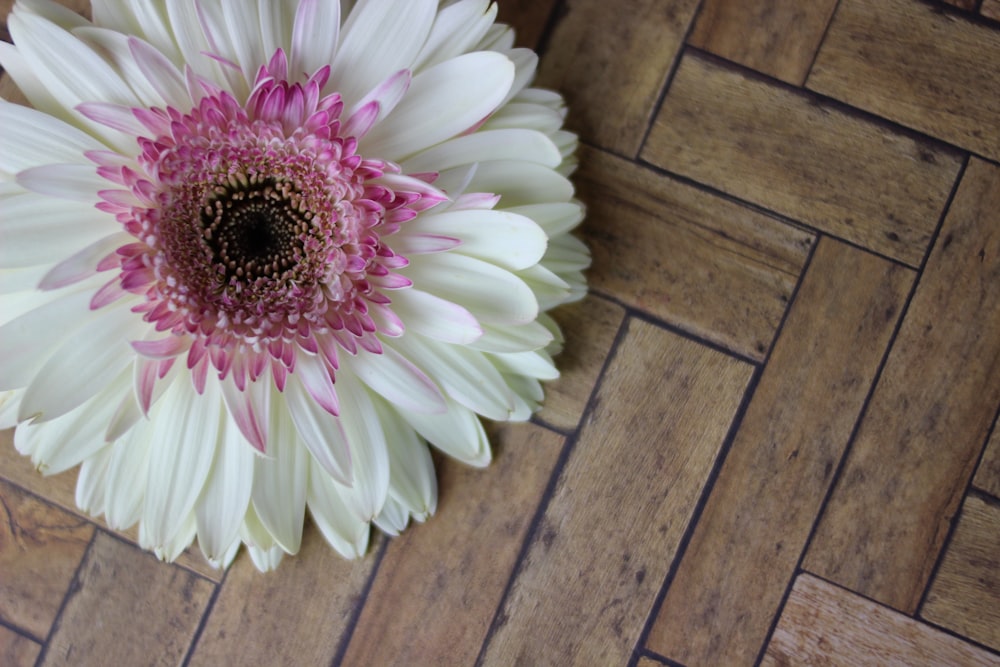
[2,0,1000,665]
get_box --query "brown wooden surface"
[688,0,839,85]
[804,156,1000,614]
[646,238,913,666]
[764,574,1000,666]
[808,0,1000,162]
[2,2,999,666]
[922,494,1000,652]
[481,321,752,666]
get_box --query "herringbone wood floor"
[2,1,999,665]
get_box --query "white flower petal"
[388,288,482,344]
[285,373,352,485]
[331,0,436,105]
[399,396,491,467]
[406,209,548,271]
[361,51,515,160]
[22,368,130,476]
[251,397,308,554]
[412,0,496,71]
[0,40,75,127]
[403,252,538,326]
[462,160,574,207]
[372,495,408,536]
[75,443,113,517]
[290,0,340,79]
[38,232,131,290]
[400,128,561,174]
[392,333,516,421]
[141,379,219,550]
[0,100,104,173]
[247,543,285,572]
[307,460,370,559]
[339,344,446,414]
[0,193,118,268]
[257,0,295,61]
[333,372,389,521]
[222,0,266,84]
[9,11,141,143]
[374,397,437,520]
[18,299,142,422]
[16,164,105,202]
[506,202,584,238]
[0,286,97,390]
[104,419,152,530]
[468,320,555,354]
[196,396,256,563]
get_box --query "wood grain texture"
[808,0,1000,161]
[983,0,1000,21]
[921,494,1000,652]
[578,145,813,361]
[536,0,699,155]
[495,0,558,49]
[188,528,379,666]
[974,424,1000,499]
[538,295,625,431]
[642,53,962,267]
[0,626,40,667]
[805,157,1000,613]
[646,239,913,667]
[689,0,839,85]
[0,480,93,640]
[0,431,222,582]
[480,320,753,666]
[341,423,563,666]
[763,574,1000,667]
[40,531,213,667]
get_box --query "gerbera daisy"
[0,0,587,570]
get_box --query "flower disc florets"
[94,55,438,392]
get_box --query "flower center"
[92,54,442,394]
[206,180,306,284]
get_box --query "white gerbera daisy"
[0,0,587,571]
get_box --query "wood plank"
[0,430,222,582]
[496,0,558,50]
[0,626,40,667]
[480,320,754,666]
[974,425,1000,499]
[763,574,1000,666]
[637,657,671,667]
[641,53,963,267]
[0,479,93,640]
[539,295,625,431]
[983,1,1000,22]
[188,528,379,666]
[805,157,1000,613]
[807,0,1000,161]
[578,145,813,361]
[688,0,839,85]
[40,531,214,667]
[340,423,563,666]
[645,239,913,666]
[921,494,1000,652]
[536,0,699,155]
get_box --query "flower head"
[0,0,587,570]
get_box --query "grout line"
[33,529,99,667]
[798,569,1000,660]
[633,237,820,667]
[755,155,973,664]
[801,0,843,84]
[634,0,709,160]
[914,401,1000,616]
[531,0,567,58]
[0,617,44,647]
[180,562,229,666]
[632,647,688,667]
[473,314,633,667]
[328,534,391,667]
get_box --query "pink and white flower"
[0,0,587,570]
